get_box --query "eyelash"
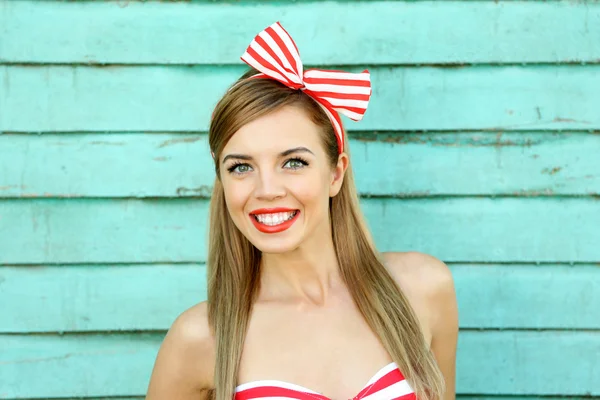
[226,157,309,175]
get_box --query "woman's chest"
[236,303,416,399]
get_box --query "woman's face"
[219,105,347,254]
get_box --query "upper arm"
[145,302,215,400]
[382,252,458,400]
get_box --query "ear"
[329,152,349,197]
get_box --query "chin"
[250,236,302,255]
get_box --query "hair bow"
[240,21,372,154]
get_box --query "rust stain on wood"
[0,185,25,191]
[542,167,563,175]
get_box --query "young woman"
[146,22,458,400]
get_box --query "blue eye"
[284,157,309,170]
[227,163,252,175]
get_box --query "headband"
[212,21,372,158]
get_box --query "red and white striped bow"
[240,21,372,153]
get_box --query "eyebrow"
[222,146,315,163]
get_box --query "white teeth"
[254,211,297,226]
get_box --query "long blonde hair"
[206,68,445,400]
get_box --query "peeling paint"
[19,193,82,198]
[553,117,591,124]
[89,141,125,146]
[158,136,201,148]
[512,189,555,196]
[176,186,212,197]
[353,134,378,143]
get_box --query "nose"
[253,168,286,201]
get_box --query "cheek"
[222,180,251,217]
[290,172,331,207]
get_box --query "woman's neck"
[258,237,344,306]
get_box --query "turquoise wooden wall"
[1,1,599,398]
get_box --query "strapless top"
[235,362,416,400]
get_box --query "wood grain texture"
[1,132,599,198]
[1,1,599,64]
[1,331,598,398]
[1,264,598,333]
[0,264,207,333]
[2,65,600,132]
[2,1,599,399]
[0,198,599,264]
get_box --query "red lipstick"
[249,207,300,234]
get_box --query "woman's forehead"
[224,106,321,155]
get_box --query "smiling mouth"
[252,210,298,226]
[249,210,300,234]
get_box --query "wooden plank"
[0,333,162,399]
[452,264,600,330]
[1,65,600,132]
[0,133,212,198]
[0,198,599,264]
[457,331,600,395]
[1,132,599,198]
[0,331,598,398]
[0,264,207,333]
[1,264,598,333]
[1,1,599,64]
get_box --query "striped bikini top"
[235,362,416,400]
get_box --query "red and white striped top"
[235,362,416,400]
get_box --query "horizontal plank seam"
[2,130,600,135]
[2,61,600,68]
[2,328,599,336]
[1,194,600,200]
[2,262,598,267]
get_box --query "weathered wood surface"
[1,331,598,398]
[1,264,598,333]
[1,132,599,198]
[1,1,599,64]
[2,1,599,399]
[1,198,599,264]
[2,65,600,132]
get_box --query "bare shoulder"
[381,252,459,399]
[381,251,458,341]
[381,251,454,299]
[145,301,215,399]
